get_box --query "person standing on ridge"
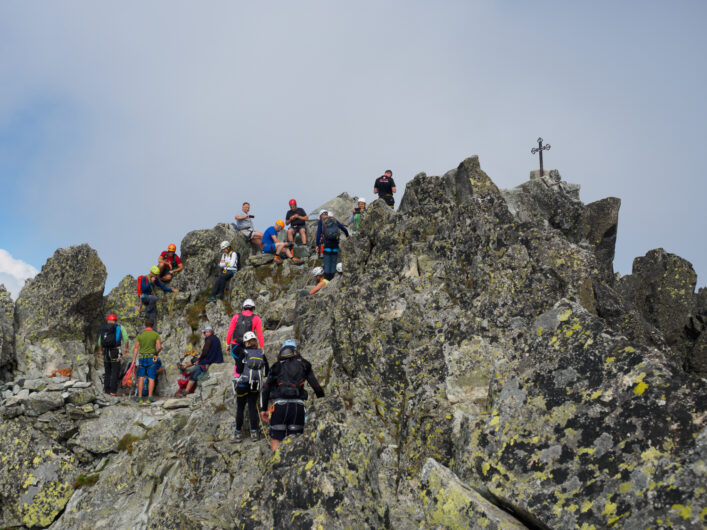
[131,318,162,404]
[349,197,366,230]
[316,212,348,280]
[314,211,328,257]
[158,243,183,282]
[207,241,238,302]
[177,326,223,397]
[373,170,396,208]
[99,314,129,396]
[232,331,269,442]
[260,339,325,451]
[138,266,178,321]
[226,298,265,362]
[285,199,309,246]
[262,220,300,264]
[233,202,263,249]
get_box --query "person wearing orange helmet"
[98,314,129,396]
[285,199,309,246]
[158,243,183,282]
[262,220,300,264]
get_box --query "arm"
[305,362,325,398]
[158,253,166,267]
[315,221,322,246]
[234,213,248,220]
[172,256,184,274]
[120,326,129,356]
[226,314,238,345]
[338,221,349,238]
[132,341,139,365]
[155,339,162,357]
[254,316,265,349]
[309,280,327,295]
[391,187,397,193]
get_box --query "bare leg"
[271,439,281,451]
[287,228,295,243]
[185,380,195,393]
[148,378,155,397]
[137,376,145,398]
[299,227,307,245]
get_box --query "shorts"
[137,357,158,380]
[289,225,305,232]
[262,242,276,254]
[269,401,305,441]
[189,364,208,382]
[239,228,254,241]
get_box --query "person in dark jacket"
[315,212,349,280]
[260,339,324,451]
[98,314,129,396]
[373,169,396,207]
[232,331,270,442]
[140,266,178,321]
[177,326,223,396]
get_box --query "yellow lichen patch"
[304,460,314,471]
[581,499,594,513]
[634,381,648,395]
[605,356,615,365]
[557,308,572,321]
[590,390,603,400]
[602,500,617,518]
[671,504,691,520]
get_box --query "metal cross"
[531,137,551,176]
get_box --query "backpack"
[100,323,120,349]
[323,217,340,243]
[237,348,266,390]
[137,275,146,296]
[233,313,254,345]
[276,348,307,398]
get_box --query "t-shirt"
[374,175,396,196]
[263,226,278,245]
[137,329,160,357]
[159,251,182,268]
[235,212,255,231]
[286,207,307,228]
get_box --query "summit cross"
[531,137,551,176]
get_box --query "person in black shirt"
[373,169,397,207]
[285,199,309,245]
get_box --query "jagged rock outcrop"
[14,244,106,379]
[0,285,14,381]
[0,155,704,529]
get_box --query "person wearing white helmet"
[177,325,224,397]
[308,266,329,295]
[232,330,270,442]
[349,197,367,230]
[207,241,239,302]
[336,262,343,275]
[226,298,265,361]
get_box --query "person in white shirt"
[207,241,239,302]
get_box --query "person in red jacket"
[226,298,265,361]
[158,243,183,282]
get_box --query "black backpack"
[100,323,120,349]
[233,313,254,345]
[238,348,266,390]
[323,217,340,243]
[277,348,307,398]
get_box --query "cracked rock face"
[0,285,14,381]
[0,155,703,529]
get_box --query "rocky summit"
[0,156,704,529]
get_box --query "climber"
[157,243,183,282]
[285,199,309,246]
[138,266,178,321]
[349,197,366,230]
[233,202,263,249]
[260,339,325,451]
[308,266,329,295]
[131,317,162,404]
[226,298,265,362]
[207,241,239,302]
[99,314,129,396]
[316,212,349,280]
[176,326,223,397]
[373,170,396,208]
[314,211,328,257]
[336,262,343,276]
[262,220,300,264]
[232,331,270,442]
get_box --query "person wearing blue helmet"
[260,339,325,451]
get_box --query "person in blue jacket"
[315,211,349,280]
[139,266,178,321]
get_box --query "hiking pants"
[236,389,260,432]
[103,348,121,394]
[323,250,338,280]
[141,295,158,320]
[211,270,234,297]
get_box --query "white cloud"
[0,249,39,300]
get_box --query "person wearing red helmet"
[285,199,309,246]
[98,314,129,396]
[158,243,183,282]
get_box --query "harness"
[269,399,306,433]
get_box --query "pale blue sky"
[0,1,705,293]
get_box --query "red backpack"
[137,275,146,297]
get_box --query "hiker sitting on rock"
[99,314,129,397]
[158,243,183,282]
[316,212,348,280]
[260,339,325,451]
[176,325,223,397]
[374,170,396,208]
[233,331,269,442]
[233,201,263,249]
[286,199,309,246]
[308,267,329,295]
[262,220,300,264]
[349,197,366,230]
[131,317,162,404]
[138,266,178,321]
[227,298,265,362]
[208,241,239,302]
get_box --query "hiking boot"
[234,429,246,443]
[273,256,282,264]
[175,389,185,398]
[136,398,144,404]
[291,257,302,265]
[250,430,260,441]
[147,396,155,403]
[206,296,216,303]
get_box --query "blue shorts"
[262,242,276,254]
[189,364,208,382]
[137,357,158,380]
